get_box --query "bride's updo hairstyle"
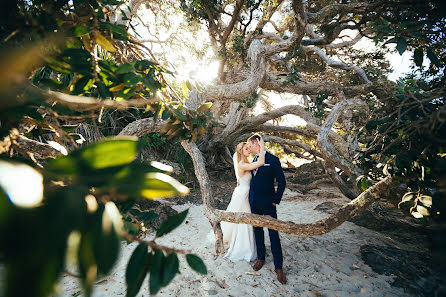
[236,142,249,164]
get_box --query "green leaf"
[97,81,112,98]
[110,24,129,41]
[396,37,407,55]
[426,47,441,67]
[73,25,90,37]
[80,137,139,169]
[156,209,189,238]
[413,48,423,67]
[123,72,141,87]
[173,109,188,122]
[185,80,193,91]
[96,33,116,52]
[149,249,164,295]
[129,209,159,222]
[185,254,207,275]
[109,164,188,199]
[162,253,179,286]
[72,76,94,95]
[141,76,157,93]
[126,242,150,297]
[140,172,190,199]
[60,49,92,65]
[46,137,139,176]
[135,60,155,71]
[116,63,135,74]
[161,110,172,120]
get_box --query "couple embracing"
[219,133,287,284]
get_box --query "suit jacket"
[249,151,286,208]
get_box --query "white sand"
[59,188,408,297]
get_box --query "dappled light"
[0,160,43,208]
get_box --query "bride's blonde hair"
[236,142,249,164]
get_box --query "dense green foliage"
[0,0,208,296]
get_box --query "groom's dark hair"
[248,133,262,143]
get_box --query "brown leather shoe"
[275,269,287,284]
[252,259,265,271]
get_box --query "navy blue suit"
[249,151,286,269]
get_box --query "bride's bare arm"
[238,139,265,171]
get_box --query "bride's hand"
[257,138,264,149]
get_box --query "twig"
[245,272,261,276]
[120,231,188,254]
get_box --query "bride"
[213,138,265,262]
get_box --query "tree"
[117,0,445,252]
[0,0,445,295]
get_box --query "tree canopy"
[0,0,445,296]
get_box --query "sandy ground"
[59,188,409,297]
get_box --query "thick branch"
[118,119,166,137]
[215,176,396,235]
[256,123,349,157]
[244,0,284,47]
[317,98,364,177]
[16,136,61,158]
[263,135,322,158]
[306,2,372,23]
[304,46,371,83]
[322,160,359,199]
[180,140,224,254]
[260,73,384,97]
[39,88,159,111]
[282,144,314,160]
[202,39,266,102]
[221,0,244,46]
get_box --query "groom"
[247,133,287,284]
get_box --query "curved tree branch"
[317,98,365,177]
[304,46,371,83]
[260,73,384,97]
[255,123,349,157]
[202,39,267,102]
[39,88,159,111]
[118,119,166,137]
[215,175,396,235]
[181,140,225,254]
[305,2,375,23]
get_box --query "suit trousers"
[250,204,283,269]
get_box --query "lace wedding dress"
[209,173,257,262]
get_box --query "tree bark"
[317,98,364,177]
[180,140,225,254]
[214,176,396,236]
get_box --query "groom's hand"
[272,203,277,206]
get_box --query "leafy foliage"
[358,77,446,221]
[306,91,329,119]
[0,137,205,296]
[0,1,209,296]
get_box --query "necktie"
[253,155,259,175]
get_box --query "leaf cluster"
[0,136,201,296]
[357,77,446,222]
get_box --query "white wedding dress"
[209,173,257,262]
